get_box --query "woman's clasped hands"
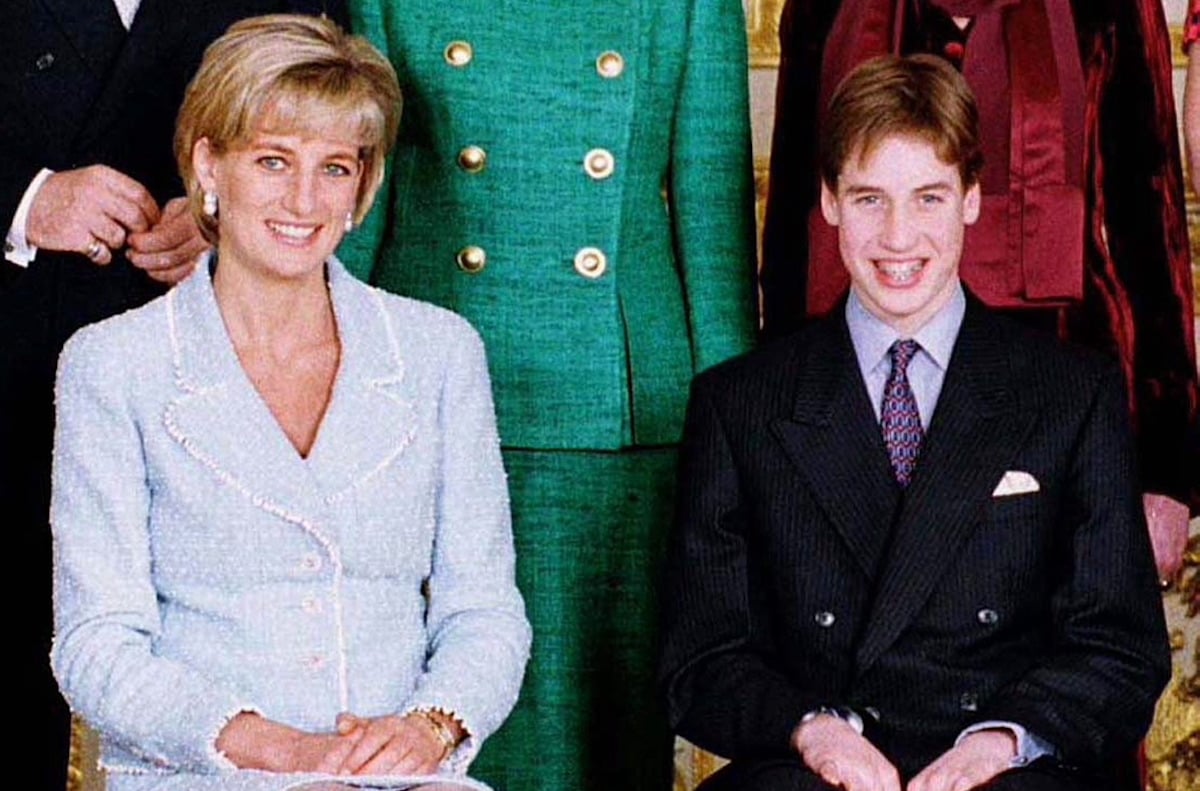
[217,709,457,776]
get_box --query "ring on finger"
[85,239,106,261]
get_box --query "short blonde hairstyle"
[175,14,401,243]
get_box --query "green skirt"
[471,448,677,791]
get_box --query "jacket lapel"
[162,257,416,531]
[72,0,165,154]
[39,0,126,77]
[771,317,901,578]
[854,302,1037,672]
[302,262,417,502]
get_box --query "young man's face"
[820,133,980,336]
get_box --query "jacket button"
[444,41,473,67]
[584,148,615,180]
[959,692,978,712]
[456,245,487,273]
[301,597,322,615]
[814,611,836,628]
[457,146,487,174]
[35,52,55,71]
[976,608,999,625]
[299,553,322,573]
[573,247,606,279]
[596,51,625,78]
[305,654,327,671]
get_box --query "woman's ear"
[192,137,218,193]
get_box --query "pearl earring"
[344,211,355,233]
[202,191,218,217]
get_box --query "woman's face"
[193,126,363,283]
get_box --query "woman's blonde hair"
[175,14,401,243]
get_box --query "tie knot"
[888,339,920,374]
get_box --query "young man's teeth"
[269,222,316,239]
[879,261,921,283]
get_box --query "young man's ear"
[963,181,981,225]
[819,181,840,227]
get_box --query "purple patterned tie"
[881,339,923,487]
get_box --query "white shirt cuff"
[956,720,1056,767]
[5,168,53,267]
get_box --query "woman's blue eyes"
[255,157,353,176]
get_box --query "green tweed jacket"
[342,0,758,450]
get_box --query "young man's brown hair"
[819,54,984,190]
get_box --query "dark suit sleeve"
[978,363,1170,766]
[659,374,819,760]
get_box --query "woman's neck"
[212,258,337,362]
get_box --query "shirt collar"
[845,283,966,374]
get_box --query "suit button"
[457,146,487,173]
[305,654,327,671]
[299,553,322,573]
[976,608,999,625]
[573,247,607,279]
[584,148,615,180]
[444,41,474,67]
[301,597,322,615]
[959,692,978,712]
[35,52,55,71]
[456,245,487,273]
[814,611,836,628]
[596,50,625,78]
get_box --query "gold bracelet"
[409,709,457,760]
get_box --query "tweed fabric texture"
[881,339,923,486]
[469,449,676,791]
[342,0,758,450]
[50,257,530,788]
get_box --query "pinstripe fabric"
[660,297,1170,783]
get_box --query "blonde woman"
[51,16,529,791]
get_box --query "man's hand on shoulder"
[127,196,208,284]
[907,729,1015,791]
[792,714,901,791]
[27,165,159,265]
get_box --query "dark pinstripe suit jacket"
[660,296,1170,779]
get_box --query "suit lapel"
[73,0,165,154]
[163,257,416,533]
[771,317,901,578]
[854,302,1037,673]
[303,263,417,502]
[39,0,126,76]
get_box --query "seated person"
[50,15,529,791]
[659,54,1169,791]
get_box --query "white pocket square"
[992,470,1040,497]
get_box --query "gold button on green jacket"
[341,1,757,788]
[342,0,757,451]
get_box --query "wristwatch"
[800,705,865,735]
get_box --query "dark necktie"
[881,340,923,487]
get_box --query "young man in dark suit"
[1,4,345,787]
[660,54,1170,791]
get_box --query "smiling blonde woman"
[50,15,529,791]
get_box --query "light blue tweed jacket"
[50,256,530,788]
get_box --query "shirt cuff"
[5,168,53,267]
[956,720,1056,767]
